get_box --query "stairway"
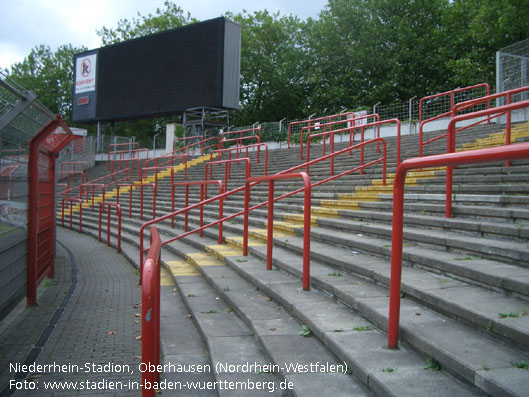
[57,121,529,396]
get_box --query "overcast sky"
[0,0,328,70]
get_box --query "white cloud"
[0,0,326,70]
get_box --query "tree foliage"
[225,10,308,125]
[7,44,85,123]
[4,0,529,131]
[97,1,196,45]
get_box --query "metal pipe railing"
[287,111,355,149]
[419,83,491,157]
[82,183,105,210]
[445,99,529,218]
[300,113,381,160]
[171,180,224,241]
[61,197,83,232]
[107,144,142,169]
[141,227,161,397]
[244,172,311,290]
[206,157,251,194]
[387,141,529,349]
[138,138,387,281]
[98,202,122,253]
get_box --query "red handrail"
[143,153,187,170]
[287,111,355,149]
[244,172,311,290]
[139,138,387,278]
[171,180,224,241]
[82,183,105,210]
[445,99,529,218]
[174,136,219,156]
[98,202,122,253]
[419,83,491,157]
[300,113,381,160]
[141,166,174,189]
[58,167,133,199]
[107,144,142,169]
[306,119,398,167]
[60,161,87,176]
[141,226,161,397]
[220,135,261,155]
[116,184,134,218]
[111,157,142,180]
[116,182,157,221]
[206,157,251,194]
[452,85,529,167]
[388,141,529,349]
[211,143,268,170]
[61,197,82,233]
[221,127,261,150]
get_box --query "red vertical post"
[185,185,189,232]
[302,172,311,291]
[387,166,407,349]
[199,184,204,237]
[218,182,224,244]
[107,204,111,246]
[117,206,122,253]
[140,184,144,221]
[506,94,512,168]
[243,181,250,256]
[267,181,274,270]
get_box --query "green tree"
[306,0,451,112]
[226,10,309,125]
[97,1,196,45]
[443,0,529,88]
[7,44,85,123]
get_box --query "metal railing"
[387,141,529,349]
[98,202,122,253]
[171,180,224,240]
[61,197,83,233]
[243,172,311,290]
[138,137,387,286]
[299,113,381,160]
[205,157,251,194]
[287,111,354,149]
[445,99,529,217]
[451,85,529,167]
[419,83,491,157]
[141,226,162,397]
[220,126,261,150]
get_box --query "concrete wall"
[0,228,27,320]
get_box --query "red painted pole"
[243,181,250,256]
[267,180,274,270]
[302,172,311,291]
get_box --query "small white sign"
[75,54,97,94]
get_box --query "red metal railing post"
[388,166,407,349]
[388,141,529,349]
[267,180,274,270]
[98,203,103,241]
[243,181,250,256]
[301,172,311,291]
[506,94,512,167]
[141,227,161,396]
[218,182,224,244]
[199,184,204,237]
[185,184,189,232]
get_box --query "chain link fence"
[497,38,529,105]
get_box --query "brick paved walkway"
[1,227,141,396]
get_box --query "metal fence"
[0,71,56,235]
[497,38,529,102]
